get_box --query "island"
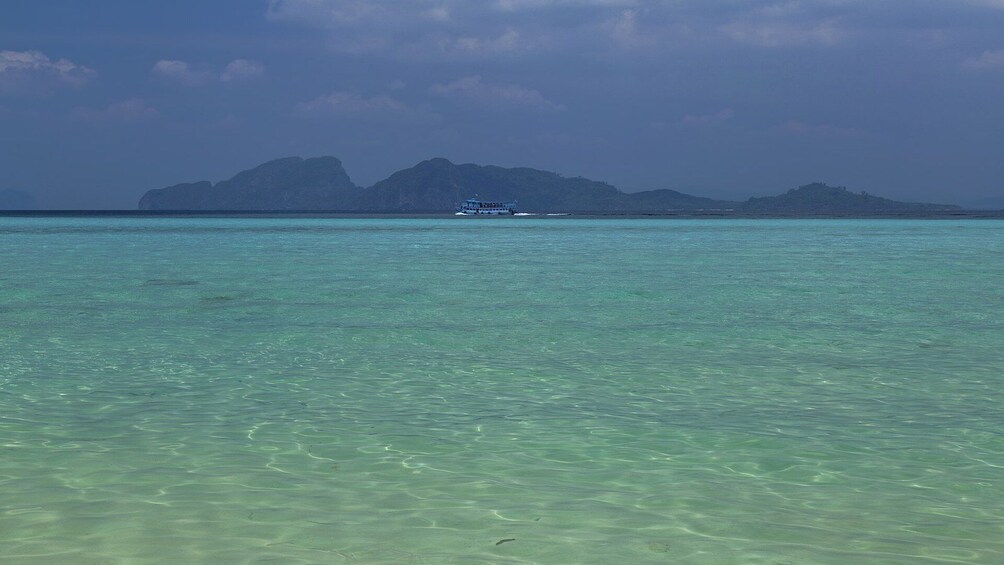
[136,156,959,214]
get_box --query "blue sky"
[2,0,1003,208]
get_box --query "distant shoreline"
[3,209,1003,219]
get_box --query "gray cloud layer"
[2,1,1003,208]
[0,50,95,92]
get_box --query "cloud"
[424,6,451,21]
[721,19,847,47]
[152,59,265,85]
[267,1,460,55]
[70,98,160,123]
[962,50,1004,71]
[452,28,524,54]
[268,0,385,24]
[780,120,864,137]
[606,9,637,43]
[151,60,212,86]
[682,108,735,125]
[430,75,565,110]
[295,90,441,123]
[263,0,1004,61]
[718,2,852,48]
[0,50,95,92]
[267,0,450,29]
[265,0,624,56]
[298,91,407,114]
[603,9,656,48]
[221,59,265,82]
[495,0,637,10]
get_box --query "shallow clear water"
[1,217,1003,563]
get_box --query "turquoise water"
[1,217,1003,564]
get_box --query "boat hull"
[455,208,515,215]
[455,198,517,215]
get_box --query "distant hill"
[963,196,1004,210]
[0,189,37,210]
[741,183,958,213]
[136,156,959,213]
[621,188,735,211]
[138,157,358,211]
[356,158,473,211]
[356,158,719,211]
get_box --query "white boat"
[455,198,517,215]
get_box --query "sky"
[1,0,1003,209]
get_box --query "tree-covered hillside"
[136,157,960,213]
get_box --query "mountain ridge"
[138,156,357,211]
[136,156,960,213]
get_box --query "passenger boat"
[455,198,517,215]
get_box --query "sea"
[1,215,1003,564]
